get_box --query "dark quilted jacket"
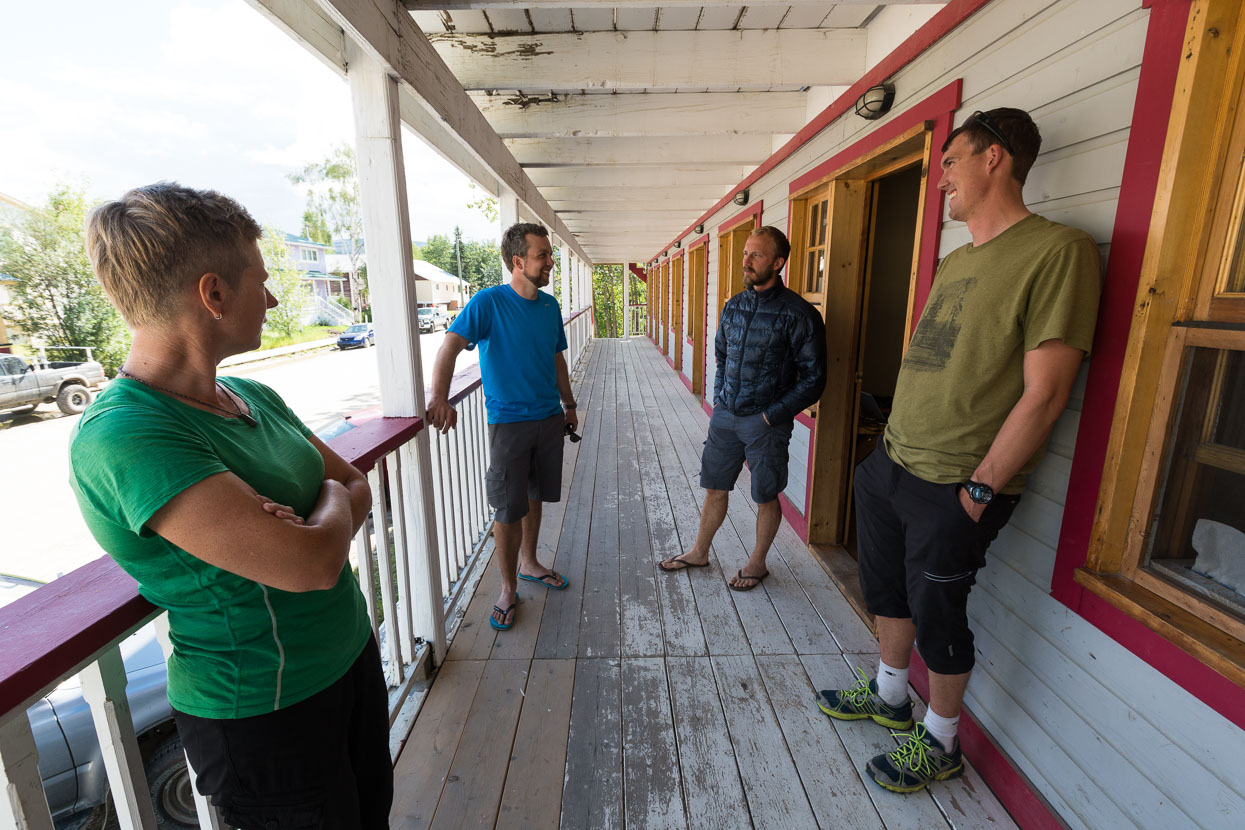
[714,281,827,424]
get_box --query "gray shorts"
[486,412,565,523]
[700,405,794,503]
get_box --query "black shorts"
[486,412,565,523]
[699,405,794,503]
[854,445,1019,675]
[174,636,392,830]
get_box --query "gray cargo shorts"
[700,405,794,503]
[486,412,566,523]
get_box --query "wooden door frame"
[799,118,948,548]
[671,253,685,372]
[688,239,709,398]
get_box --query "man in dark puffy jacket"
[659,226,826,590]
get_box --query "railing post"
[80,646,159,830]
[0,715,55,830]
[154,616,225,830]
[348,42,444,666]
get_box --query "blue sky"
[0,0,498,241]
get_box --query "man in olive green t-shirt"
[817,108,1101,794]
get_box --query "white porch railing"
[564,303,594,367]
[628,303,647,338]
[0,306,593,830]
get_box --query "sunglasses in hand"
[565,423,582,443]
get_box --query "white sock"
[922,709,960,749]
[875,660,909,707]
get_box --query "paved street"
[0,331,475,584]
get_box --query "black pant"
[174,636,393,829]
[855,446,1019,675]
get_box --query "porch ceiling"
[398,2,947,264]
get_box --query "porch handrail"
[0,364,491,718]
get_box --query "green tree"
[300,209,331,245]
[466,182,499,223]
[289,145,364,314]
[259,225,312,338]
[591,263,625,338]
[417,233,502,295]
[0,183,128,373]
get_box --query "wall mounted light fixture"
[732,189,750,207]
[674,240,681,248]
[855,83,895,120]
[694,223,704,235]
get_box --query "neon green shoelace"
[888,730,934,775]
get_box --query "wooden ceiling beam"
[473,91,808,137]
[506,135,774,166]
[429,29,865,91]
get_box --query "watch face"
[968,482,994,504]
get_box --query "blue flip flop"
[489,602,516,631]
[518,570,570,590]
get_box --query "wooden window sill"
[1073,568,1245,689]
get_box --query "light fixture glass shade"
[855,83,895,120]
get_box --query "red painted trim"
[330,416,424,473]
[564,304,594,325]
[789,79,961,324]
[702,400,714,419]
[794,411,815,428]
[673,248,685,261]
[1047,0,1244,722]
[666,355,675,369]
[629,263,647,283]
[907,652,1063,830]
[679,373,694,394]
[778,492,808,541]
[648,0,993,262]
[0,556,155,716]
[688,234,710,250]
[717,201,764,236]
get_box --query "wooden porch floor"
[391,338,1017,830]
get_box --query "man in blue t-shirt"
[428,223,578,631]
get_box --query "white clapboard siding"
[646,1,1245,826]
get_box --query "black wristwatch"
[964,480,994,505]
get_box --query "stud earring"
[214,313,222,320]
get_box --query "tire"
[144,733,198,829]
[56,384,91,415]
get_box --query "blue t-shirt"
[449,284,568,423]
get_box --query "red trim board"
[907,651,1064,830]
[648,0,994,262]
[790,79,961,324]
[717,201,765,235]
[679,373,694,394]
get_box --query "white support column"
[560,244,571,310]
[499,188,519,235]
[349,42,446,663]
[80,647,159,830]
[622,264,630,338]
[0,716,55,830]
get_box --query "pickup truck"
[0,353,106,416]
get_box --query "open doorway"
[688,243,707,398]
[672,255,684,372]
[798,126,932,622]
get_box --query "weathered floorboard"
[392,340,1014,830]
[621,657,687,829]
[561,657,624,830]
[496,658,577,828]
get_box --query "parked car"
[0,353,105,416]
[418,307,449,332]
[336,322,374,349]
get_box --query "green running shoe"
[866,723,964,793]
[817,667,914,730]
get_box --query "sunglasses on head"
[969,110,1015,157]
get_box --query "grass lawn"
[259,325,340,351]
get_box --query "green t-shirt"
[69,376,370,718]
[884,214,1101,493]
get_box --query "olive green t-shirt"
[69,376,370,719]
[884,214,1101,493]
